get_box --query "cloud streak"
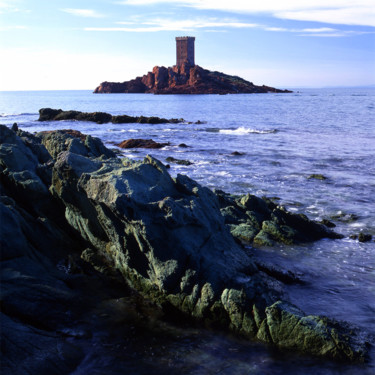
[61,8,106,18]
[86,17,259,32]
[118,0,375,27]
[85,16,371,37]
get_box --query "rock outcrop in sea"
[0,125,370,373]
[38,107,183,124]
[94,64,292,94]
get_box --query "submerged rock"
[308,174,328,180]
[0,124,370,368]
[165,156,193,165]
[351,233,373,243]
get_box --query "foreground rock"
[94,64,292,95]
[38,108,183,124]
[214,190,343,246]
[0,125,370,372]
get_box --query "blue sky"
[0,0,374,90]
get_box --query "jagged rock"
[215,191,343,246]
[36,129,116,160]
[94,64,292,95]
[0,124,369,366]
[116,138,170,149]
[256,301,367,361]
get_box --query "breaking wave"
[219,127,278,135]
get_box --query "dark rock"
[319,218,336,228]
[37,129,116,160]
[165,156,193,166]
[38,108,63,121]
[94,64,292,95]
[331,212,360,223]
[212,191,343,246]
[38,108,184,125]
[308,174,328,180]
[178,143,189,148]
[231,151,245,156]
[0,124,369,366]
[358,233,372,243]
[254,262,304,285]
[256,301,367,362]
[11,123,18,132]
[116,139,170,149]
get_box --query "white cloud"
[118,0,375,27]
[61,8,106,18]
[87,17,259,32]
[276,7,375,27]
[0,0,28,14]
[86,16,370,37]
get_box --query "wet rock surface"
[214,190,343,247]
[94,64,292,95]
[0,124,371,373]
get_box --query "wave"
[0,112,37,117]
[107,129,138,133]
[219,127,278,135]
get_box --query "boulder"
[116,139,170,149]
[215,191,343,246]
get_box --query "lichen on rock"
[0,124,370,365]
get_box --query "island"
[94,36,291,94]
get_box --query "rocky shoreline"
[94,64,292,95]
[0,124,371,373]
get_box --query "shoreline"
[1,124,372,374]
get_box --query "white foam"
[219,127,277,135]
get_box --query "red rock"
[94,65,292,95]
[115,139,170,149]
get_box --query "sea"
[1,88,374,374]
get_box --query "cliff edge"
[94,64,292,94]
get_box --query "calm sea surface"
[1,89,374,374]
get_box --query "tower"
[176,36,195,67]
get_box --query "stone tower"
[176,36,195,67]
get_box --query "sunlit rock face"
[94,64,292,94]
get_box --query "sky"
[0,0,374,90]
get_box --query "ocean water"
[1,89,375,374]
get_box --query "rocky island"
[94,64,291,95]
[94,37,291,95]
[1,123,371,374]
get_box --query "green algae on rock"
[0,124,370,365]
